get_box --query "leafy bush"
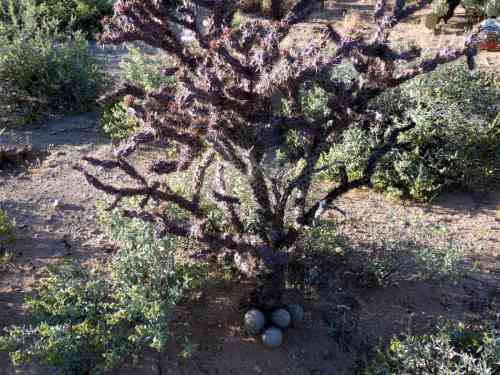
[365,320,500,374]
[101,100,139,141]
[432,0,500,19]
[0,209,191,373]
[0,209,15,264]
[100,47,175,140]
[0,0,47,41]
[0,209,15,244]
[301,219,346,256]
[0,0,113,37]
[320,63,500,201]
[0,26,105,126]
[35,0,114,36]
[120,46,176,91]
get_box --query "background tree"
[79,0,477,309]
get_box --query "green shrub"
[120,46,176,91]
[0,28,105,126]
[320,63,500,201]
[0,0,113,37]
[0,0,48,41]
[0,208,191,373]
[301,219,346,256]
[365,320,500,374]
[100,101,139,141]
[431,0,500,18]
[0,209,15,245]
[0,209,15,265]
[36,0,114,37]
[100,47,175,140]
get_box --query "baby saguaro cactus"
[79,0,478,307]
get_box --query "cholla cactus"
[79,0,477,305]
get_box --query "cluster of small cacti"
[244,304,304,348]
[0,209,16,249]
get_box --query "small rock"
[262,327,283,348]
[244,309,266,336]
[271,308,291,329]
[286,304,304,327]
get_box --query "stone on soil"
[271,308,291,328]
[262,327,283,348]
[244,309,266,336]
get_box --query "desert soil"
[1,2,499,374]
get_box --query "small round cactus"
[261,327,283,348]
[244,309,266,336]
[271,308,291,329]
[286,304,304,327]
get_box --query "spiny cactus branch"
[81,0,477,282]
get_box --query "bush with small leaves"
[101,100,140,141]
[0,0,114,37]
[0,208,194,373]
[0,209,15,265]
[320,63,500,201]
[431,0,500,22]
[300,219,346,256]
[119,46,177,91]
[365,320,500,374]
[36,0,114,36]
[0,209,15,245]
[100,46,177,140]
[0,24,106,126]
